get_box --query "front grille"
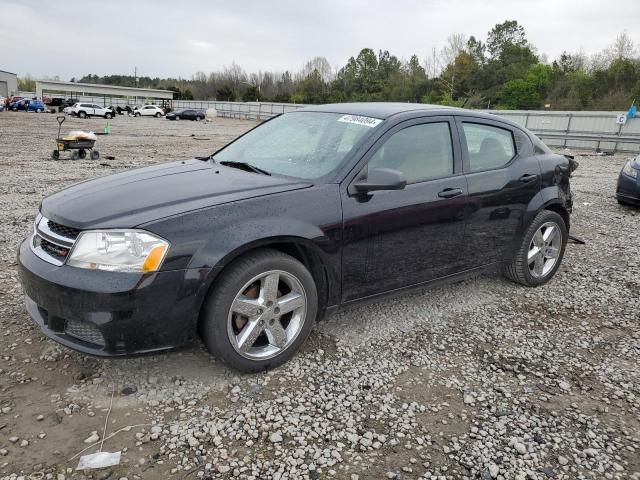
[39,237,70,262]
[65,319,106,347]
[47,220,80,240]
[31,215,79,266]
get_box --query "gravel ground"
[0,111,638,480]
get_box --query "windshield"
[213,111,382,179]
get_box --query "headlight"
[622,161,638,179]
[67,230,169,272]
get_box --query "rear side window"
[462,123,516,172]
[368,122,454,184]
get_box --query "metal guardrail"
[535,132,640,149]
[60,97,640,153]
[211,103,640,153]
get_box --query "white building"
[0,70,18,98]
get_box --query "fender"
[502,186,569,260]
[190,221,342,323]
[143,184,344,317]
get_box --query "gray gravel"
[0,112,638,479]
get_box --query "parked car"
[166,109,205,121]
[18,103,577,372]
[133,105,165,117]
[27,100,46,113]
[616,155,640,206]
[63,103,76,115]
[72,103,114,119]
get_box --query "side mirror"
[353,168,407,194]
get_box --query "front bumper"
[18,238,209,356]
[616,171,640,206]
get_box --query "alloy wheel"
[528,221,562,278]
[227,270,307,360]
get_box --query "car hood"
[41,159,312,229]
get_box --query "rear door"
[341,116,471,301]
[456,117,540,266]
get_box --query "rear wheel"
[90,150,100,160]
[196,116,201,121]
[175,115,180,121]
[200,249,317,372]
[37,108,43,113]
[503,210,567,287]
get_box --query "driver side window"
[368,122,454,184]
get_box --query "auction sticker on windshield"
[337,114,382,128]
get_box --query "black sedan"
[18,103,577,372]
[165,109,205,121]
[616,155,640,206]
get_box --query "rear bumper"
[18,238,209,357]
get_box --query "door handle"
[438,187,463,198]
[519,174,538,183]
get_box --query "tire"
[502,210,568,287]
[105,113,112,119]
[78,111,86,119]
[78,149,86,159]
[37,108,43,113]
[155,112,161,118]
[196,116,201,121]
[200,248,318,372]
[135,112,141,117]
[90,150,100,160]
[175,115,180,121]
[51,150,59,160]
[71,151,79,160]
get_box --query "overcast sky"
[1,0,639,80]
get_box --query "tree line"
[19,20,640,110]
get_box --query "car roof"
[295,102,522,128]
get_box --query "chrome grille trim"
[36,216,75,247]
[30,214,79,266]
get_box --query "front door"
[341,117,470,302]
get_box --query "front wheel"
[90,149,100,160]
[200,249,318,372]
[155,112,161,118]
[78,111,86,119]
[37,108,43,113]
[105,113,112,119]
[503,210,568,287]
[195,116,201,121]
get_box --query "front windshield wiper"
[218,160,271,176]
